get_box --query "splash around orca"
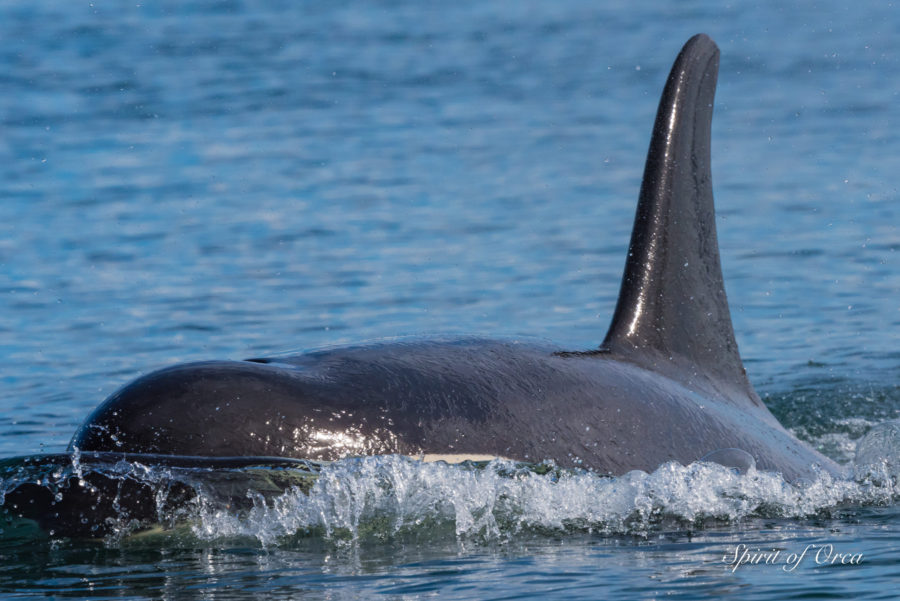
[23,35,842,525]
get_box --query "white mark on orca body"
[415,454,510,464]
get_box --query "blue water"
[1,1,899,599]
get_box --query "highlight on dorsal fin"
[602,34,753,395]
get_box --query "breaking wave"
[3,420,900,547]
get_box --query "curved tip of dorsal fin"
[601,34,753,394]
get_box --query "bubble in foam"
[699,448,757,474]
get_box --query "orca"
[68,34,841,483]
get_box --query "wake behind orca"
[4,35,843,534]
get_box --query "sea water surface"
[1,1,899,599]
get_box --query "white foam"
[183,454,894,547]
[7,425,900,546]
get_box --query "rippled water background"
[1,0,899,599]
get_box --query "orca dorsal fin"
[602,34,752,395]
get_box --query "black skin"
[67,34,841,484]
[71,336,840,482]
